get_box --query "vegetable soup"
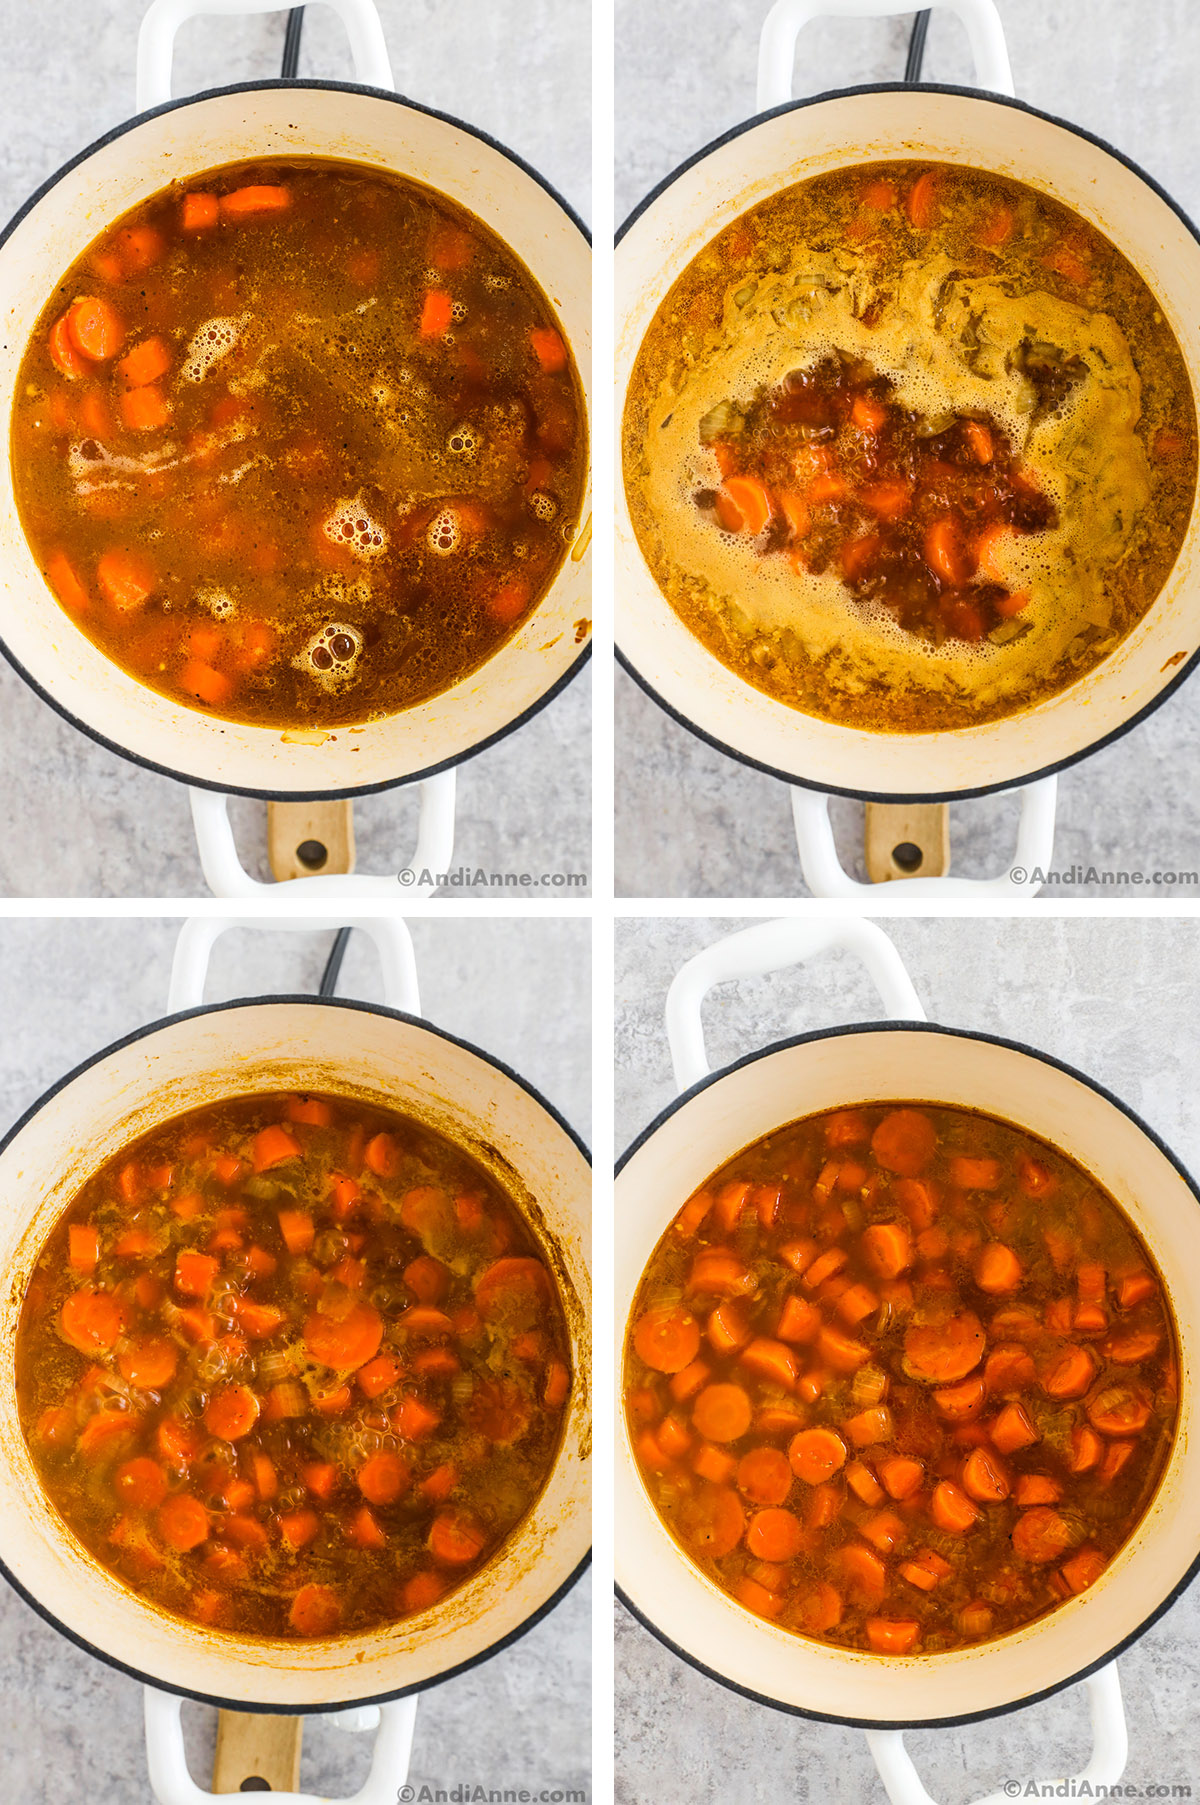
[12,159,587,728]
[17,1090,572,1639]
[624,1102,1177,1655]
[623,162,1196,732]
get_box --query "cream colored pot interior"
[0,1000,590,1708]
[616,88,1200,795]
[0,85,591,795]
[615,1028,1200,1724]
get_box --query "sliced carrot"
[688,1249,754,1298]
[419,288,454,336]
[364,1132,400,1177]
[1087,1385,1152,1437]
[68,1223,99,1271]
[220,185,291,220]
[96,548,155,611]
[903,1312,985,1384]
[279,1507,320,1551]
[776,1294,822,1344]
[237,1300,286,1340]
[1041,1345,1096,1400]
[693,1382,753,1443]
[204,1384,260,1441]
[905,170,939,229]
[961,1447,1010,1503]
[429,1511,487,1566]
[718,474,772,536]
[931,1480,980,1533]
[669,1357,711,1402]
[358,1449,411,1505]
[157,1493,209,1551]
[991,1401,1040,1454]
[692,1442,736,1485]
[794,1580,843,1634]
[1012,1505,1075,1564]
[632,1302,700,1372]
[878,1455,923,1501]
[1042,241,1090,284]
[253,1123,301,1173]
[181,192,219,232]
[114,1456,168,1511]
[836,1283,878,1327]
[530,326,567,372]
[1062,1547,1107,1594]
[60,1288,122,1353]
[118,336,171,389]
[846,1406,892,1448]
[175,1250,218,1298]
[119,379,169,431]
[707,1300,751,1355]
[118,1337,178,1391]
[858,479,912,520]
[933,1375,986,1421]
[289,1583,340,1635]
[851,394,888,435]
[978,204,1014,247]
[974,1243,1022,1294]
[788,1426,847,1485]
[1015,1474,1063,1507]
[835,1541,886,1604]
[924,518,974,587]
[49,311,91,378]
[872,1110,937,1177]
[803,1247,847,1290]
[740,1337,799,1390]
[302,1460,338,1500]
[736,1446,793,1507]
[817,1324,870,1373]
[304,1299,383,1372]
[866,1618,920,1655]
[746,1507,805,1562]
[67,296,124,362]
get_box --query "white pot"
[615,920,1200,1729]
[0,79,591,799]
[616,80,1200,801]
[0,989,591,1710]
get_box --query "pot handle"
[666,916,924,1091]
[167,913,420,1014]
[757,0,1014,110]
[791,776,1057,898]
[137,0,394,111]
[144,1686,419,1805]
[188,770,457,899]
[864,1661,1128,1805]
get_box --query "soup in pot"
[623,162,1196,732]
[17,1089,572,1639]
[12,158,587,729]
[625,1101,1177,1654]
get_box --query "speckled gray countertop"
[0,0,590,897]
[615,0,1200,898]
[615,913,1200,1803]
[0,915,590,1803]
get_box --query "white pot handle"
[144,1687,419,1805]
[757,0,1014,110]
[167,912,420,1014]
[188,771,457,900]
[791,776,1057,898]
[865,1662,1128,1805]
[665,915,924,1092]
[137,0,394,111]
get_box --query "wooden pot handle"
[267,800,356,881]
[864,802,950,883]
[213,1710,303,1793]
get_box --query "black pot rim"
[615,1016,1200,1729]
[616,79,1200,804]
[0,76,592,803]
[0,989,592,1714]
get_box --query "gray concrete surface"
[0,0,590,897]
[615,0,1200,897]
[0,915,590,1804]
[614,914,1200,1803]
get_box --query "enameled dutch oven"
[0,916,591,1716]
[616,0,1200,823]
[0,0,591,803]
[615,918,1199,1795]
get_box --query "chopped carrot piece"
[68,1223,99,1271]
[49,310,91,378]
[289,1583,340,1635]
[530,326,567,372]
[219,185,291,220]
[1013,1505,1075,1564]
[905,170,939,229]
[872,1110,937,1177]
[746,1507,806,1562]
[174,1250,218,1298]
[692,1442,736,1485]
[788,1427,847,1485]
[717,474,772,536]
[96,548,155,611]
[739,1337,799,1389]
[120,383,171,431]
[157,1493,210,1551]
[961,1447,1010,1503]
[991,1401,1040,1454]
[118,336,171,389]
[67,296,125,362]
[181,193,219,231]
[903,1312,985,1385]
[634,1303,700,1373]
[693,1382,753,1443]
[974,1243,1022,1294]
[253,1124,301,1173]
[1041,1345,1096,1399]
[419,289,454,336]
[932,1480,980,1533]
[866,1617,920,1654]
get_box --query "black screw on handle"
[295,838,329,870]
[891,841,925,873]
[239,1779,272,1794]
